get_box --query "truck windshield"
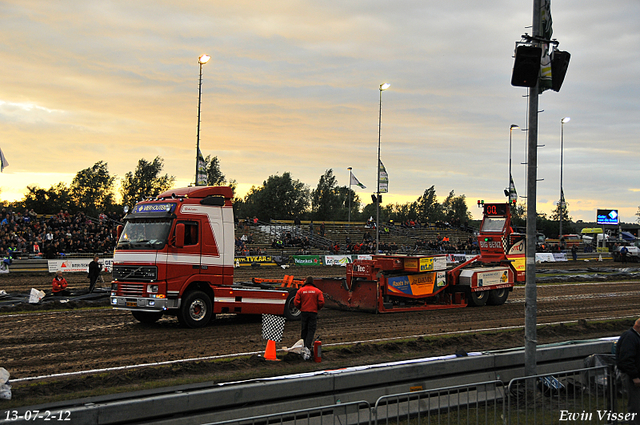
[117,219,172,250]
[481,217,506,232]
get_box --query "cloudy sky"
[0,0,638,223]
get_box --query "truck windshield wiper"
[132,240,166,249]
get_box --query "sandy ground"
[0,260,638,405]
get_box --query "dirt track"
[1,261,639,405]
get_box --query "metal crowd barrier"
[206,365,628,425]
[506,365,627,424]
[373,380,505,425]
[205,401,372,425]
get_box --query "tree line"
[14,157,176,217]
[4,156,474,224]
[509,202,576,239]
[212,168,474,226]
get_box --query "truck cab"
[110,186,296,328]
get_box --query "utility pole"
[524,0,542,378]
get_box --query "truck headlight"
[147,284,159,293]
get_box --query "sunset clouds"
[0,0,638,221]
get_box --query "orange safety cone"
[264,339,279,361]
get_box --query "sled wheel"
[132,311,163,325]
[284,292,301,321]
[468,289,488,307]
[487,288,509,306]
[178,290,213,328]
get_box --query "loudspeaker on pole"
[511,45,542,88]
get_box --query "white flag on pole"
[0,149,9,172]
[350,172,366,189]
[378,160,388,193]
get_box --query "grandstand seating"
[236,219,478,257]
[0,207,477,262]
[0,208,120,261]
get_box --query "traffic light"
[371,194,382,203]
[551,50,571,92]
[511,45,542,88]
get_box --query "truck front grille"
[118,283,145,297]
[113,265,158,282]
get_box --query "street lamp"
[195,54,211,186]
[507,124,519,203]
[376,82,390,254]
[347,167,353,224]
[559,116,570,238]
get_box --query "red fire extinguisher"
[313,337,322,363]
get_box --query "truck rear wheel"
[284,292,301,321]
[467,289,488,307]
[178,290,213,328]
[487,288,509,306]
[132,311,163,325]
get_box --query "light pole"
[559,116,570,237]
[508,124,519,202]
[347,167,353,224]
[376,83,390,254]
[195,54,211,186]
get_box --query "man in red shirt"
[294,276,325,352]
[52,271,70,296]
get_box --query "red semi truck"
[109,186,300,328]
[111,188,520,326]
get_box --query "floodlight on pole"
[559,117,570,237]
[195,54,211,186]
[376,82,390,254]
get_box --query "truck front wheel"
[178,290,213,328]
[132,311,163,325]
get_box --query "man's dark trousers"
[300,311,318,349]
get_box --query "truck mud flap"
[314,278,378,313]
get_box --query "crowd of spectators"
[338,240,399,255]
[414,235,478,254]
[234,233,268,257]
[269,231,312,252]
[0,206,478,261]
[334,232,477,255]
[0,208,121,262]
[0,206,480,262]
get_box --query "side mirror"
[175,223,185,248]
[116,225,123,240]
